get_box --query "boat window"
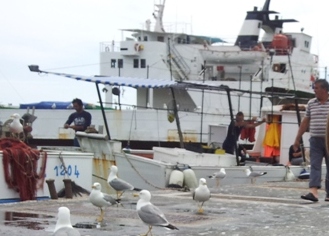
[118,59,123,68]
[143,36,148,41]
[138,36,141,41]
[141,59,146,68]
[186,35,190,44]
[133,59,139,68]
[272,63,286,73]
[304,40,309,48]
[258,22,261,28]
[111,59,116,68]
[157,36,164,42]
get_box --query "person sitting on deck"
[288,144,304,166]
[238,144,250,165]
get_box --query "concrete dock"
[0,180,328,236]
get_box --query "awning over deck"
[28,65,177,89]
[28,65,309,99]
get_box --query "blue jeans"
[73,137,80,147]
[309,137,329,194]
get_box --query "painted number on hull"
[54,165,80,178]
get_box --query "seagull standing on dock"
[9,113,23,135]
[193,178,211,214]
[107,165,141,199]
[284,165,296,181]
[208,168,226,189]
[137,189,178,235]
[89,182,120,222]
[53,206,81,236]
[244,167,267,184]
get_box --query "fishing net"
[0,138,47,201]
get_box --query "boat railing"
[100,41,121,53]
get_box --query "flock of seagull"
[53,165,268,235]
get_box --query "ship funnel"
[234,6,263,49]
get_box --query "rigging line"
[45,62,100,71]
[0,69,25,103]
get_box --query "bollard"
[46,179,58,199]
[63,179,73,199]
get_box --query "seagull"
[193,178,211,214]
[9,113,23,135]
[284,165,296,181]
[53,206,81,236]
[244,167,267,184]
[89,182,120,223]
[137,190,178,236]
[107,165,141,199]
[208,168,226,188]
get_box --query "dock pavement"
[0,180,328,236]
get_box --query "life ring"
[138,44,144,51]
[134,43,139,51]
[134,43,144,52]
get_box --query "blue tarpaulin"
[19,101,94,109]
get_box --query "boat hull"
[114,152,319,190]
[0,149,94,203]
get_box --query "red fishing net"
[0,138,47,201]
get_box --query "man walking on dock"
[294,79,329,202]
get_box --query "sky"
[0,0,328,107]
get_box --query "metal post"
[146,65,149,106]
[238,65,242,111]
[225,86,240,166]
[259,60,264,117]
[96,82,111,140]
[294,98,306,162]
[200,60,206,143]
[168,38,173,81]
[249,74,252,119]
[170,87,184,148]
[118,63,121,110]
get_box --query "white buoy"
[183,168,198,189]
[168,170,184,188]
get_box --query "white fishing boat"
[0,0,318,148]
[112,103,317,190]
